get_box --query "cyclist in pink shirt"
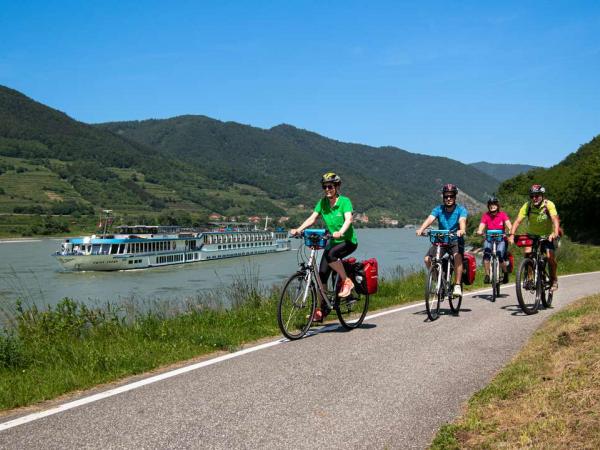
[476,196,513,284]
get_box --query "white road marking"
[1,270,599,432]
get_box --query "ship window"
[111,244,119,254]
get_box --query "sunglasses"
[530,194,543,198]
[443,195,456,200]
[322,184,336,190]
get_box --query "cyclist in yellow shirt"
[508,184,561,291]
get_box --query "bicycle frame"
[431,243,453,297]
[299,245,337,310]
[515,234,554,314]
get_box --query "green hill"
[498,135,600,243]
[0,84,501,236]
[97,116,499,220]
[469,162,539,182]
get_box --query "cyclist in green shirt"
[291,172,358,320]
[509,184,561,291]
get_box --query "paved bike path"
[2,271,600,449]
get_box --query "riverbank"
[431,292,600,449]
[1,239,600,411]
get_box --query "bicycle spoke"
[425,266,441,321]
[277,273,316,340]
[516,258,539,314]
[335,288,369,330]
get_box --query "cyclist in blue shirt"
[416,183,468,297]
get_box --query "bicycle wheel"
[449,291,462,314]
[540,264,554,308]
[448,264,462,314]
[277,272,316,340]
[335,277,369,330]
[425,266,442,321]
[491,257,498,302]
[516,258,539,314]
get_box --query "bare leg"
[424,255,431,270]
[483,259,490,276]
[547,251,557,280]
[329,259,348,282]
[454,253,463,285]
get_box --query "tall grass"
[1,240,599,411]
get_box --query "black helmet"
[487,196,500,206]
[442,183,458,195]
[529,184,546,196]
[321,172,341,185]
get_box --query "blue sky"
[1,0,599,166]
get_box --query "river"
[0,228,429,309]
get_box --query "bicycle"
[514,234,554,315]
[485,230,506,302]
[277,229,369,340]
[422,230,462,321]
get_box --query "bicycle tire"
[491,257,498,302]
[541,264,554,308]
[277,271,316,340]
[449,292,462,314]
[516,258,539,315]
[448,264,462,314]
[425,266,442,321]
[335,284,369,330]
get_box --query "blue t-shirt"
[430,204,468,232]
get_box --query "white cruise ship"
[54,224,291,271]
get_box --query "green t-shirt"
[314,195,357,245]
[517,200,558,236]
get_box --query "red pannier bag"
[361,258,379,294]
[507,252,514,274]
[341,257,378,295]
[462,252,477,285]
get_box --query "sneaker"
[339,278,355,298]
[452,284,462,298]
[484,274,490,284]
[503,272,509,284]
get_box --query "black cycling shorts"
[426,239,464,260]
[319,241,358,284]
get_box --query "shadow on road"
[413,307,473,322]
[318,322,377,334]
[472,293,510,302]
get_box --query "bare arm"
[333,211,353,239]
[550,215,560,241]
[290,211,319,236]
[416,215,436,236]
[476,222,485,236]
[457,217,467,237]
[509,217,523,244]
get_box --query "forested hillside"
[470,162,538,182]
[498,135,600,243]
[0,84,500,235]
[98,116,498,219]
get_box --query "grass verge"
[1,238,599,411]
[430,293,600,449]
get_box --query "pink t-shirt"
[480,211,509,230]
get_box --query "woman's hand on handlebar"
[416,228,425,237]
[332,231,343,239]
[456,230,465,238]
[290,228,301,237]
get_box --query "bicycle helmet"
[321,172,341,185]
[529,184,546,196]
[442,183,458,195]
[487,196,500,206]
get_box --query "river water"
[0,228,429,309]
